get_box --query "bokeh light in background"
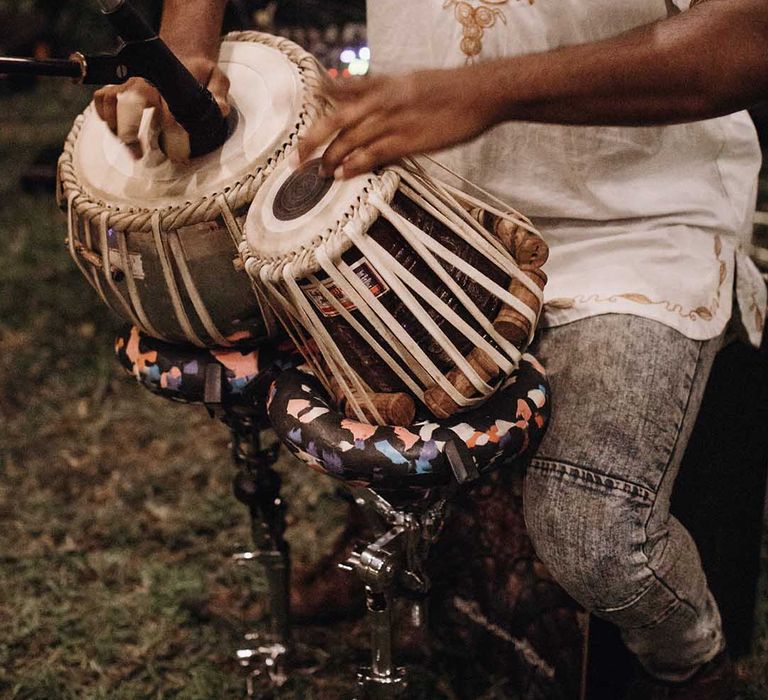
[276,24,368,77]
[335,46,369,77]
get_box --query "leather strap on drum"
[248,162,547,420]
[267,354,550,492]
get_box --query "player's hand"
[93,57,230,162]
[299,66,499,179]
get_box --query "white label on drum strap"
[128,253,145,280]
[302,257,389,317]
[106,248,144,280]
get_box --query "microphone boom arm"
[0,0,231,158]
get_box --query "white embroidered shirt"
[367,0,767,346]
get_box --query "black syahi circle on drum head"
[273,158,334,222]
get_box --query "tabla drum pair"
[60,29,548,419]
[241,155,548,423]
[57,31,328,348]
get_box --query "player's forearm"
[159,0,228,61]
[484,0,768,126]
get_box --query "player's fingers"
[325,75,384,101]
[93,88,106,121]
[207,67,231,118]
[299,100,378,166]
[116,90,151,147]
[97,88,119,133]
[159,106,191,162]
[338,137,404,179]
[298,113,341,164]
[315,68,336,97]
[319,116,387,177]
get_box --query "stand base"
[355,666,408,700]
[239,632,330,698]
[238,635,288,692]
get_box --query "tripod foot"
[238,633,330,697]
[238,636,288,692]
[356,666,408,700]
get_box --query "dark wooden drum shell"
[302,192,509,394]
[244,161,548,421]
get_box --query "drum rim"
[57,31,329,235]
[242,166,402,281]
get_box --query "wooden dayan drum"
[242,154,548,421]
[57,32,328,347]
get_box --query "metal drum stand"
[225,409,292,692]
[114,326,312,695]
[339,488,448,699]
[267,358,552,698]
[116,327,555,698]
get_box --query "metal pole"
[368,589,395,680]
[0,57,82,80]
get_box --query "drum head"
[73,39,305,209]
[244,148,375,260]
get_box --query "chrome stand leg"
[229,419,291,690]
[356,586,407,699]
[344,489,448,699]
[227,417,328,695]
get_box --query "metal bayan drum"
[243,154,549,421]
[57,32,328,347]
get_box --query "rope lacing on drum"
[243,161,545,421]
[59,31,328,346]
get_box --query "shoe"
[625,651,735,700]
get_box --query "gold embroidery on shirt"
[444,0,535,63]
[545,235,727,322]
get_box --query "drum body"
[58,32,328,347]
[243,155,548,420]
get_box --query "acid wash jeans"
[523,314,726,682]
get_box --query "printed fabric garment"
[367,0,767,346]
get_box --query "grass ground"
[0,80,767,699]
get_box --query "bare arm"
[301,0,768,178]
[159,0,228,65]
[488,0,768,125]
